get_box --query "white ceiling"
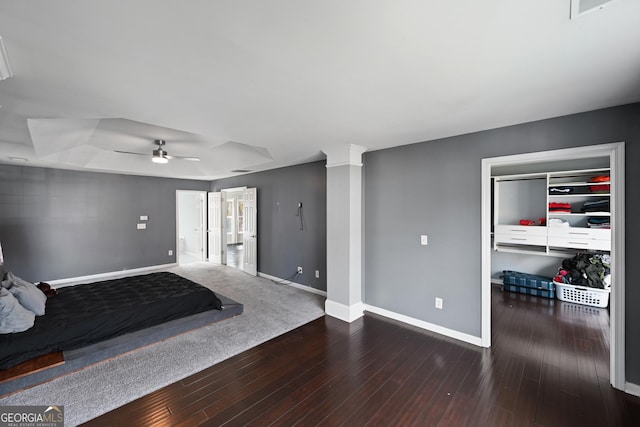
[0,1,639,180]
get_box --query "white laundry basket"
[553,281,610,308]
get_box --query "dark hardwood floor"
[83,286,640,426]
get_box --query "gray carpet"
[0,263,326,426]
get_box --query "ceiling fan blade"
[165,154,201,161]
[114,150,147,156]
[116,143,200,161]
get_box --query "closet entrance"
[481,142,625,391]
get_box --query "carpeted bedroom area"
[0,263,326,426]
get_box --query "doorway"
[481,142,625,391]
[223,188,245,269]
[176,190,207,265]
[207,187,258,276]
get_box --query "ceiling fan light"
[152,156,168,164]
[152,149,168,164]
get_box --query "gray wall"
[0,165,210,282]
[211,161,327,292]
[363,103,640,384]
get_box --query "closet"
[482,142,625,391]
[493,167,611,256]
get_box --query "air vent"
[571,0,618,18]
[231,169,252,173]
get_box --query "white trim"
[46,263,178,287]
[481,142,626,391]
[611,142,626,390]
[258,272,327,297]
[325,299,364,323]
[625,382,640,398]
[481,157,492,347]
[364,304,483,347]
[325,161,363,168]
[221,186,247,193]
[485,143,621,166]
[323,144,367,168]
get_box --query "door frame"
[208,186,258,275]
[242,187,258,276]
[175,190,207,265]
[480,142,625,391]
[207,191,225,264]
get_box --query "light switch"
[140,215,148,221]
[421,235,428,245]
[137,223,146,230]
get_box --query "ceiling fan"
[115,140,200,164]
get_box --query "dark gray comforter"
[0,272,222,369]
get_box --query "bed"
[0,271,234,370]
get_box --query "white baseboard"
[258,272,327,297]
[325,300,364,323]
[47,263,178,287]
[364,303,483,347]
[626,381,640,397]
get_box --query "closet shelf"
[548,193,610,198]
[493,167,611,254]
[549,212,611,217]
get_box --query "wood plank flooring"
[82,286,640,426]
[0,352,64,385]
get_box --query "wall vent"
[571,0,618,18]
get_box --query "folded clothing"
[548,218,570,227]
[581,199,609,213]
[549,202,572,213]
[519,218,547,226]
[588,217,609,224]
[589,184,610,193]
[587,217,610,229]
[549,187,573,194]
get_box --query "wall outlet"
[421,235,428,245]
[315,270,320,279]
[137,223,146,230]
[297,266,303,274]
[435,297,443,309]
[168,250,173,256]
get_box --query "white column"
[322,144,367,322]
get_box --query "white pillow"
[3,272,47,316]
[0,287,36,333]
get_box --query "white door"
[177,191,206,264]
[242,187,257,275]
[207,192,224,263]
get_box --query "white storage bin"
[553,281,610,308]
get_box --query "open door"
[207,192,226,264]
[242,187,257,275]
